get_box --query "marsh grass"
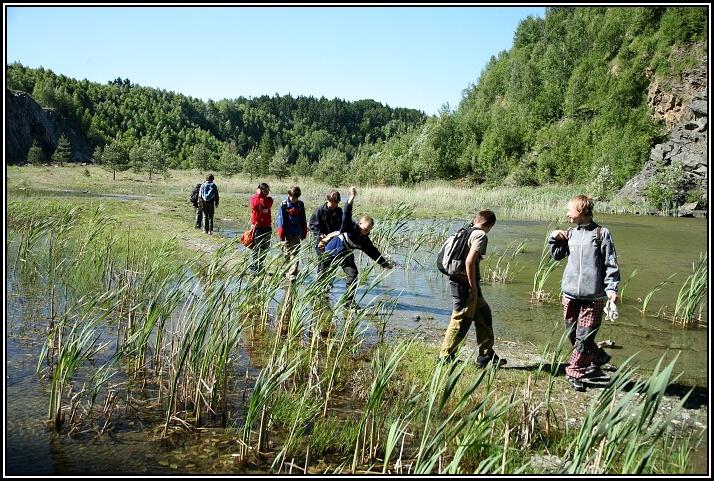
[8,197,704,474]
[639,273,678,316]
[531,235,561,303]
[671,253,707,326]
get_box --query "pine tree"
[99,138,130,180]
[26,139,45,165]
[51,134,71,165]
[269,146,290,179]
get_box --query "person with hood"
[199,174,219,235]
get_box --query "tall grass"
[531,235,561,303]
[8,196,705,474]
[672,253,707,326]
[563,354,690,474]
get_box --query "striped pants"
[562,297,610,379]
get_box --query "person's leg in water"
[283,235,301,281]
[252,227,271,272]
[342,253,359,309]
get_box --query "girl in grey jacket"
[549,195,620,391]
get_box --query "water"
[5,212,708,474]
[219,214,708,385]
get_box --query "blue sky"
[6,6,545,115]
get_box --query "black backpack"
[436,226,477,276]
[189,183,201,206]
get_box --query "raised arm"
[548,229,569,261]
[340,187,357,233]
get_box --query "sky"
[5,5,545,115]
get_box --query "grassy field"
[7,164,607,222]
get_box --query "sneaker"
[599,363,618,372]
[567,376,586,392]
[476,353,507,369]
[583,366,609,380]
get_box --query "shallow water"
[219,214,708,385]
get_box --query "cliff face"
[615,57,708,215]
[5,89,92,164]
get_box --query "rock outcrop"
[615,56,708,215]
[5,89,92,164]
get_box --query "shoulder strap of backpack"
[595,226,603,247]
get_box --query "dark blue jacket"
[325,201,390,267]
[276,197,308,240]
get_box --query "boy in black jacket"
[323,187,393,306]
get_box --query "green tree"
[130,138,167,180]
[26,139,45,165]
[191,143,213,172]
[92,145,104,164]
[291,154,312,177]
[269,146,290,179]
[218,148,243,177]
[314,148,348,187]
[100,138,130,180]
[244,148,261,182]
[51,134,71,165]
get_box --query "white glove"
[604,298,619,322]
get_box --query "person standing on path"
[199,174,219,235]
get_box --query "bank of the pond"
[8,165,662,221]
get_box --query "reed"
[639,273,677,316]
[351,339,415,472]
[618,268,639,302]
[563,353,689,474]
[531,235,561,303]
[672,253,707,326]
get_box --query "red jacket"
[250,192,273,227]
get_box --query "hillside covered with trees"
[364,6,707,190]
[6,63,426,175]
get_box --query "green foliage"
[130,137,166,179]
[191,143,213,172]
[314,148,348,187]
[51,134,71,164]
[269,146,291,180]
[6,62,426,174]
[26,139,45,164]
[217,146,243,177]
[99,137,130,179]
[291,154,312,177]
[355,7,705,188]
[587,165,618,200]
[643,160,689,211]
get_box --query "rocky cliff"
[5,89,92,164]
[615,57,708,216]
